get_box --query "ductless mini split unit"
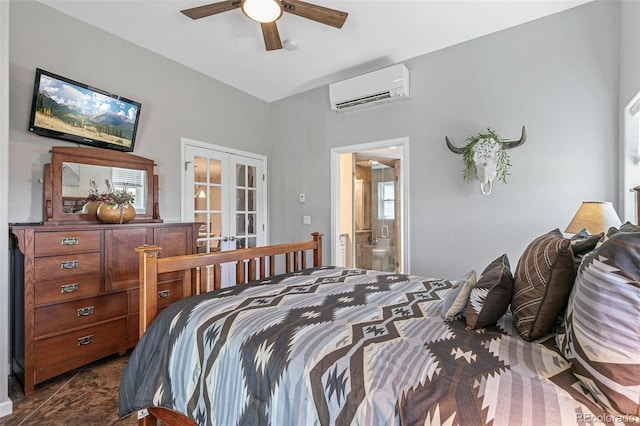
[329,63,409,111]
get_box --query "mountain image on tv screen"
[33,74,139,149]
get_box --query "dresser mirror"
[44,146,160,223]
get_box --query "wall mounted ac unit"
[329,63,409,111]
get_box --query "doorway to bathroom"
[331,138,409,273]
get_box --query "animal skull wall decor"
[445,126,527,195]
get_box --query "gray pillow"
[441,270,476,319]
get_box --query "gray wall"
[7,1,622,278]
[620,1,640,116]
[619,0,640,221]
[270,1,620,278]
[9,1,271,224]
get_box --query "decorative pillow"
[465,254,514,330]
[511,229,576,341]
[609,221,640,236]
[560,231,640,417]
[441,270,476,319]
[596,222,640,248]
[569,229,602,256]
[569,229,603,271]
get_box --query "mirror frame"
[44,146,161,224]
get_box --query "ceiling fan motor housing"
[181,0,348,51]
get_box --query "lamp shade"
[565,201,622,235]
[241,0,282,23]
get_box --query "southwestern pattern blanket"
[119,267,612,425]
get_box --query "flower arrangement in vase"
[81,180,102,215]
[96,179,136,224]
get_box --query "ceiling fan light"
[241,0,282,23]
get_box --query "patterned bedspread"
[119,267,617,425]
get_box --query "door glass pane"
[209,239,220,253]
[247,237,257,248]
[235,238,246,249]
[195,213,207,230]
[247,189,255,211]
[236,213,246,236]
[248,166,256,188]
[194,185,207,211]
[210,213,221,239]
[210,186,221,211]
[209,159,222,184]
[236,189,245,212]
[195,213,208,248]
[247,213,256,234]
[236,164,245,187]
[194,157,207,183]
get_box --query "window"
[112,167,145,211]
[378,181,394,220]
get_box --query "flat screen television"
[28,68,142,152]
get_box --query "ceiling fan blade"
[181,1,240,20]
[261,22,283,51]
[282,0,348,29]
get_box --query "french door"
[183,141,266,286]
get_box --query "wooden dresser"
[10,221,200,396]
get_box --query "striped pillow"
[560,231,640,418]
[512,230,576,341]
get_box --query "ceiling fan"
[181,0,348,51]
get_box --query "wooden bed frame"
[134,232,323,425]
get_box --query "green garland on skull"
[461,128,512,184]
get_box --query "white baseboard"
[0,398,13,418]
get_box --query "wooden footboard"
[136,231,323,336]
[133,232,323,426]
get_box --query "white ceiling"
[38,0,591,103]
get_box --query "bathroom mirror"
[44,146,160,224]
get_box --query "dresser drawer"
[35,274,101,306]
[34,252,101,282]
[34,319,127,371]
[128,280,185,315]
[34,292,127,338]
[34,230,102,257]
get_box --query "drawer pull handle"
[77,335,94,346]
[77,306,94,317]
[61,283,79,293]
[61,237,79,246]
[158,290,170,299]
[61,260,79,270]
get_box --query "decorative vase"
[81,200,101,215]
[97,203,136,224]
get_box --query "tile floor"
[0,353,137,426]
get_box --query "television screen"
[28,68,142,152]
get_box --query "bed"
[119,224,640,426]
